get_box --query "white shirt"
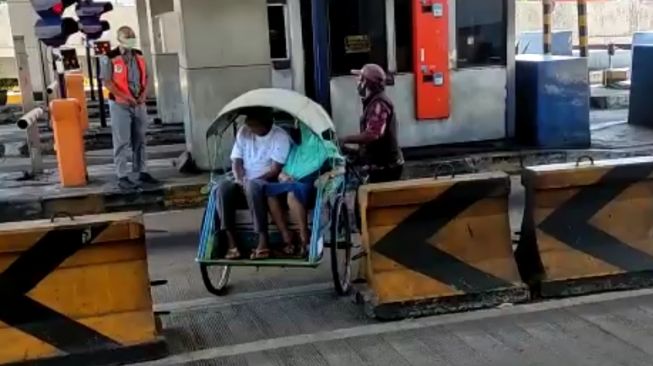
[230,125,291,180]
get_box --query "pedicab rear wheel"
[330,195,353,296]
[200,263,231,296]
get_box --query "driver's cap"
[351,63,386,85]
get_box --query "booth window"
[456,0,507,68]
[268,3,290,68]
[394,0,413,73]
[329,0,388,76]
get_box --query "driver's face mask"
[357,79,368,98]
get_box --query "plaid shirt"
[363,99,391,140]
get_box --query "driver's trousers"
[215,179,268,233]
[368,165,404,183]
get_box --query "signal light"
[31,0,79,47]
[76,1,113,41]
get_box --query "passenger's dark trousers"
[215,179,268,233]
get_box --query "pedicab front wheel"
[200,263,231,296]
[330,195,353,296]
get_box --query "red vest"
[108,48,147,104]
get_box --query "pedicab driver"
[100,26,158,190]
[339,64,404,183]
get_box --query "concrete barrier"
[517,156,653,297]
[358,172,529,320]
[0,212,166,365]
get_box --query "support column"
[287,0,305,94]
[135,0,156,98]
[146,0,181,124]
[506,0,516,139]
[6,0,48,96]
[175,0,271,170]
[146,0,174,55]
[311,0,330,111]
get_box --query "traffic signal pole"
[95,57,107,128]
[86,41,96,101]
[75,0,114,128]
[30,0,113,128]
[51,50,66,98]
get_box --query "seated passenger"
[266,122,339,257]
[214,107,291,260]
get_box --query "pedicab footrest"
[196,257,321,268]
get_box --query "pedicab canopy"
[206,88,336,139]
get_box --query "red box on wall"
[412,0,450,120]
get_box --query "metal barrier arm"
[16,107,45,176]
[46,81,59,98]
[17,107,44,130]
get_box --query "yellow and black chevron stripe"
[518,157,653,297]
[359,172,529,320]
[0,212,166,365]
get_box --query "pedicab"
[196,88,358,296]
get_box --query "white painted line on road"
[134,288,653,366]
[155,282,333,313]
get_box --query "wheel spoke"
[330,196,352,296]
[200,264,231,296]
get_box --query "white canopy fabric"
[207,88,335,138]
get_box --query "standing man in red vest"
[100,26,159,190]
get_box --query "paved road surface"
[136,206,653,366]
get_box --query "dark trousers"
[215,179,268,233]
[368,165,404,184]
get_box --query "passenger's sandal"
[224,247,241,260]
[250,248,271,260]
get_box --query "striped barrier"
[577,0,589,58]
[358,172,529,320]
[0,212,166,365]
[542,0,553,54]
[517,156,653,297]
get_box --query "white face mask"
[119,37,137,49]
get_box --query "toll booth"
[270,0,515,148]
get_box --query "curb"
[0,182,206,224]
[2,126,185,158]
[590,94,630,110]
[2,147,653,224]
[406,147,653,178]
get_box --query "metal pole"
[13,36,35,111]
[46,81,59,97]
[37,42,50,106]
[86,41,96,101]
[577,0,589,57]
[311,0,331,112]
[543,0,553,55]
[14,37,42,176]
[17,108,45,176]
[52,50,67,98]
[95,57,107,128]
